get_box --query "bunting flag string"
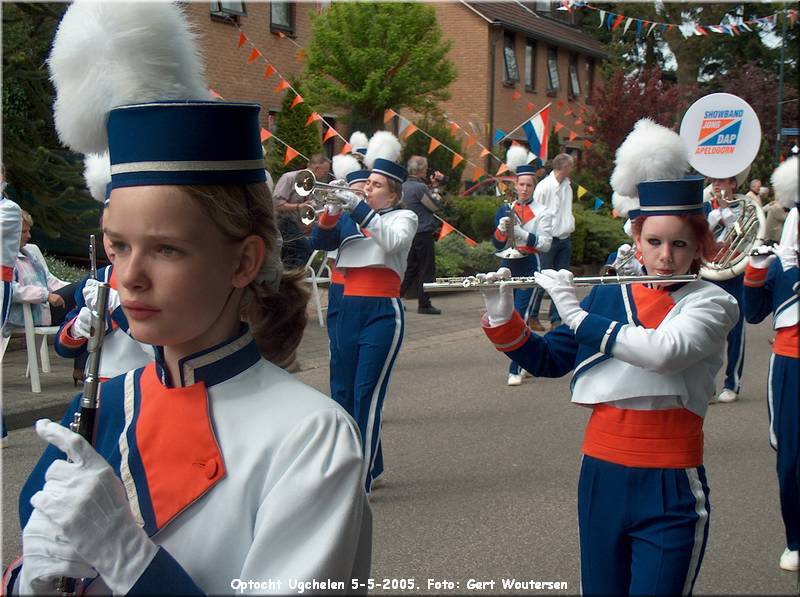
[434,214,478,246]
[569,1,796,38]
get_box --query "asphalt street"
[2,290,798,594]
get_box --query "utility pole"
[775,3,787,165]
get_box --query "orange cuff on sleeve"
[318,210,342,230]
[482,311,530,352]
[744,264,769,287]
[59,318,87,349]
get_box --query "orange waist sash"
[343,267,400,298]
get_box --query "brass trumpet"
[423,273,697,293]
[293,169,366,225]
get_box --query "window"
[546,48,559,93]
[569,54,581,98]
[271,1,294,35]
[210,1,245,19]
[586,58,595,103]
[503,33,519,84]
[524,40,536,91]
[318,0,331,10]
[268,109,280,134]
[535,0,550,13]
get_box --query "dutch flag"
[521,106,550,162]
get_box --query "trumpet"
[495,198,528,260]
[423,272,698,293]
[293,169,366,225]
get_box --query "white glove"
[497,216,511,235]
[19,508,98,595]
[333,189,362,211]
[775,244,798,271]
[533,269,587,331]
[479,267,514,327]
[707,208,722,230]
[82,279,121,314]
[69,307,94,340]
[748,245,776,270]
[30,420,158,595]
[513,224,531,245]
[324,202,342,216]
[720,206,737,227]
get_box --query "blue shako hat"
[346,170,370,185]
[107,101,267,190]
[371,157,407,184]
[636,176,705,217]
[515,164,537,177]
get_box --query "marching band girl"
[743,156,799,573]
[6,3,370,593]
[54,153,156,383]
[492,145,554,386]
[703,170,751,403]
[1,164,22,444]
[312,131,418,493]
[480,120,738,594]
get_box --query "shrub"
[45,253,88,283]
[440,195,503,242]
[572,204,629,266]
[434,234,499,278]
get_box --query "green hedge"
[434,197,629,274]
[45,252,88,283]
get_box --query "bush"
[434,234,499,277]
[45,253,88,283]
[440,195,503,242]
[572,204,629,266]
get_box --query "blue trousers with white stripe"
[327,282,345,405]
[334,295,404,493]
[768,353,800,550]
[503,255,539,376]
[2,280,10,439]
[713,275,745,392]
[578,456,711,595]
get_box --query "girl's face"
[634,215,700,278]
[364,173,397,211]
[103,185,258,359]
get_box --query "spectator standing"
[400,155,443,315]
[529,153,575,330]
[746,179,763,206]
[272,155,331,268]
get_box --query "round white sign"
[679,93,762,179]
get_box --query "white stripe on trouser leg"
[768,353,777,449]
[362,299,403,486]
[731,325,745,392]
[682,467,708,596]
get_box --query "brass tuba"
[700,193,767,281]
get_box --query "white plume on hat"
[83,152,111,203]
[48,1,211,155]
[771,156,798,209]
[332,154,362,181]
[610,119,689,198]
[364,131,402,169]
[349,131,369,152]
[505,145,529,172]
[612,192,638,219]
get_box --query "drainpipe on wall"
[488,24,503,175]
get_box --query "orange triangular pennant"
[402,124,418,139]
[283,146,300,165]
[511,91,522,102]
[479,148,490,158]
[274,79,290,93]
[557,99,565,108]
[323,126,338,142]
[237,32,247,48]
[452,154,464,168]
[263,64,276,80]
[473,166,486,179]
[466,135,476,148]
[565,109,574,116]
[260,128,272,142]
[583,139,593,149]
[276,31,286,39]
[427,138,441,154]
[209,88,224,100]
[305,112,320,126]
[384,109,398,123]
[438,221,455,241]
[247,48,261,64]
[526,102,535,112]
[574,118,583,126]
[295,48,305,62]
[568,130,577,141]
[449,121,459,137]
[340,143,353,154]
[464,237,478,247]
[496,163,509,175]
[554,121,565,133]
[290,94,304,108]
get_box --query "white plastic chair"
[0,302,60,393]
[302,250,332,327]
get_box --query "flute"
[56,235,111,595]
[423,273,698,293]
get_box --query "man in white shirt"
[529,153,575,329]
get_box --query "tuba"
[700,191,767,281]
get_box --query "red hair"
[631,213,718,272]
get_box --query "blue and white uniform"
[313,198,417,492]
[54,264,155,380]
[743,212,799,556]
[6,326,372,594]
[704,196,747,393]
[492,199,553,375]
[483,279,738,594]
[1,195,22,327]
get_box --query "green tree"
[265,82,324,179]
[304,3,457,133]
[401,119,465,194]
[2,3,100,255]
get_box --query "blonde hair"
[21,210,33,227]
[183,183,309,368]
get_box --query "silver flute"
[56,235,111,595]
[423,273,698,293]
